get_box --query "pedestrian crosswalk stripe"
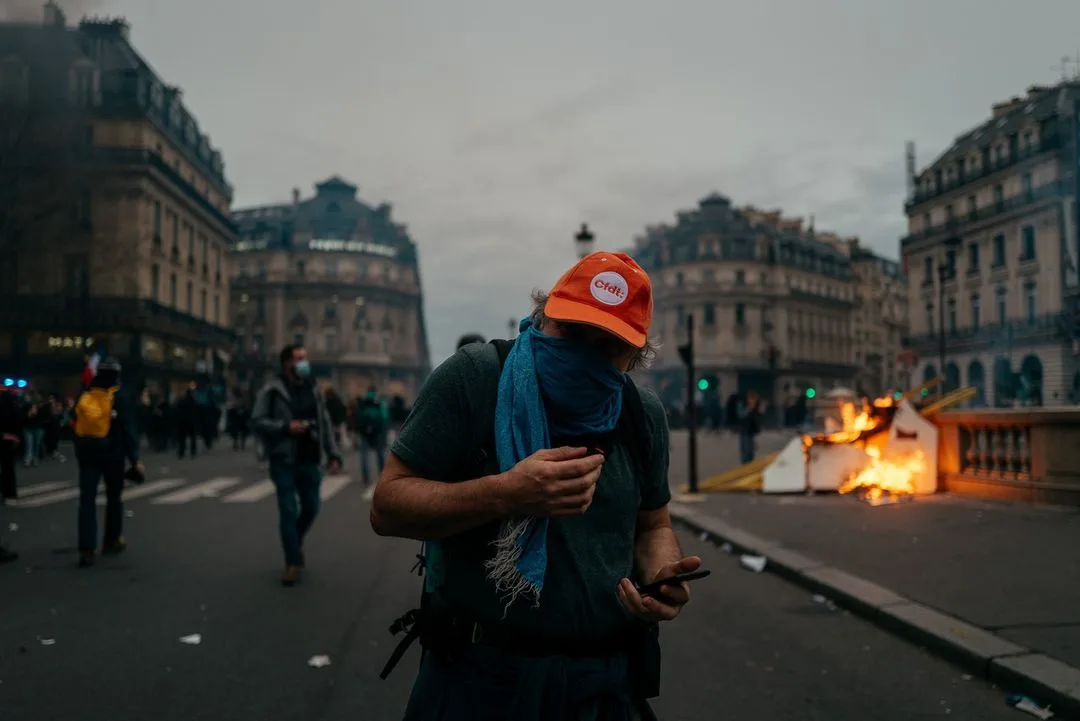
[14,487,80,508]
[97,479,185,506]
[151,477,242,505]
[16,481,70,497]
[222,479,275,503]
[320,475,351,501]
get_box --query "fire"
[839,445,927,500]
[821,397,892,444]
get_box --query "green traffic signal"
[805,388,816,399]
[921,388,930,397]
[893,391,903,400]
[697,378,710,391]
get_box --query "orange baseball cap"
[544,251,653,348]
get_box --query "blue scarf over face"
[482,319,627,613]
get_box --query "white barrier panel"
[762,436,808,494]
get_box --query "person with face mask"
[251,344,344,587]
[72,357,143,568]
[372,252,701,721]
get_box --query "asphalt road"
[0,445,1023,720]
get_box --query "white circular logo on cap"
[590,271,629,306]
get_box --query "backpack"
[74,387,119,439]
[355,399,384,440]
[379,338,654,680]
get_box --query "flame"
[839,445,927,499]
[820,397,893,444]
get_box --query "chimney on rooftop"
[991,96,1023,118]
[43,1,66,27]
[292,187,300,205]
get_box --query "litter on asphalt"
[39,639,55,646]
[178,634,202,645]
[125,510,135,518]
[8,523,16,532]
[308,655,331,668]
[698,531,709,542]
[1006,695,1054,719]
[719,543,734,554]
[739,554,767,573]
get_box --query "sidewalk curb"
[669,502,1080,718]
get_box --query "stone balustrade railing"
[935,408,1080,507]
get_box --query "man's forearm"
[370,473,508,541]
[634,524,683,582]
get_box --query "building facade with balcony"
[820,235,910,396]
[0,8,235,398]
[631,194,860,418]
[229,177,430,403]
[901,80,1080,406]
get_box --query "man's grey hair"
[529,290,659,371]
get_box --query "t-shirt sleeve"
[391,346,492,482]
[638,387,672,511]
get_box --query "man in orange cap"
[372,252,701,720]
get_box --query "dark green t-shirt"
[391,342,672,642]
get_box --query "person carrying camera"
[251,344,343,587]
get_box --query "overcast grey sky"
[83,0,1080,361]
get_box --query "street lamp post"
[575,223,596,260]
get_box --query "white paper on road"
[151,478,242,505]
[320,475,351,501]
[222,480,276,503]
[740,555,767,573]
[97,479,184,506]
[307,655,331,668]
[8,523,16,532]
[39,638,55,646]
[179,634,201,645]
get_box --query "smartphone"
[636,570,711,598]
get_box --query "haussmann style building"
[631,194,863,419]
[229,177,431,403]
[0,5,236,398]
[901,79,1080,406]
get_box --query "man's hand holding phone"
[617,556,705,622]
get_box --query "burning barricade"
[696,381,975,504]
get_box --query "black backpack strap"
[616,376,653,495]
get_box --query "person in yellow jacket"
[72,357,143,568]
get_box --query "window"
[966,196,976,220]
[213,295,219,324]
[1025,282,1037,323]
[1020,225,1035,261]
[1022,173,1033,199]
[356,335,366,353]
[255,296,266,319]
[186,281,193,312]
[326,260,338,278]
[947,298,957,333]
[1023,130,1033,151]
[64,253,89,297]
[995,287,1007,325]
[703,269,716,284]
[675,304,685,327]
[734,303,746,325]
[923,256,934,285]
[945,204,954,222]
[153,202,162,243]
[200,235,208,264]
[922,212,931,231]
[971,294,981,330]
[945,249,957,276]
[169,273,177,306]
[171,212,179,250]
[150,264,160,301]
[187,224,195,259]
[992,234,1005,266]
[735,270,745,286]
[993,184,1004,208]
[675,272,684,287]
[323,329,338,354]
[296,260,306,276]
[703,303,716,325]
[967,243,979,274]
[926,303,934,334]
[71,66,96,105]
[200,290,207,318]
[257,261,268,278]
[293,332,305,347]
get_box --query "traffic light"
[921,387,930,397]
[2,378,27,389]
[805,387,816,399]
[893,391,903,401]
[697,378,710,392]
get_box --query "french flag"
[82,346,104,387]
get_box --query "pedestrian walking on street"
[251,344,343,587]
[354,385,387,487]
[174,386,199,458]
[73,357,143,568]
[0,388,22,503]
[372,251,701,720]
[737,391,765,464]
